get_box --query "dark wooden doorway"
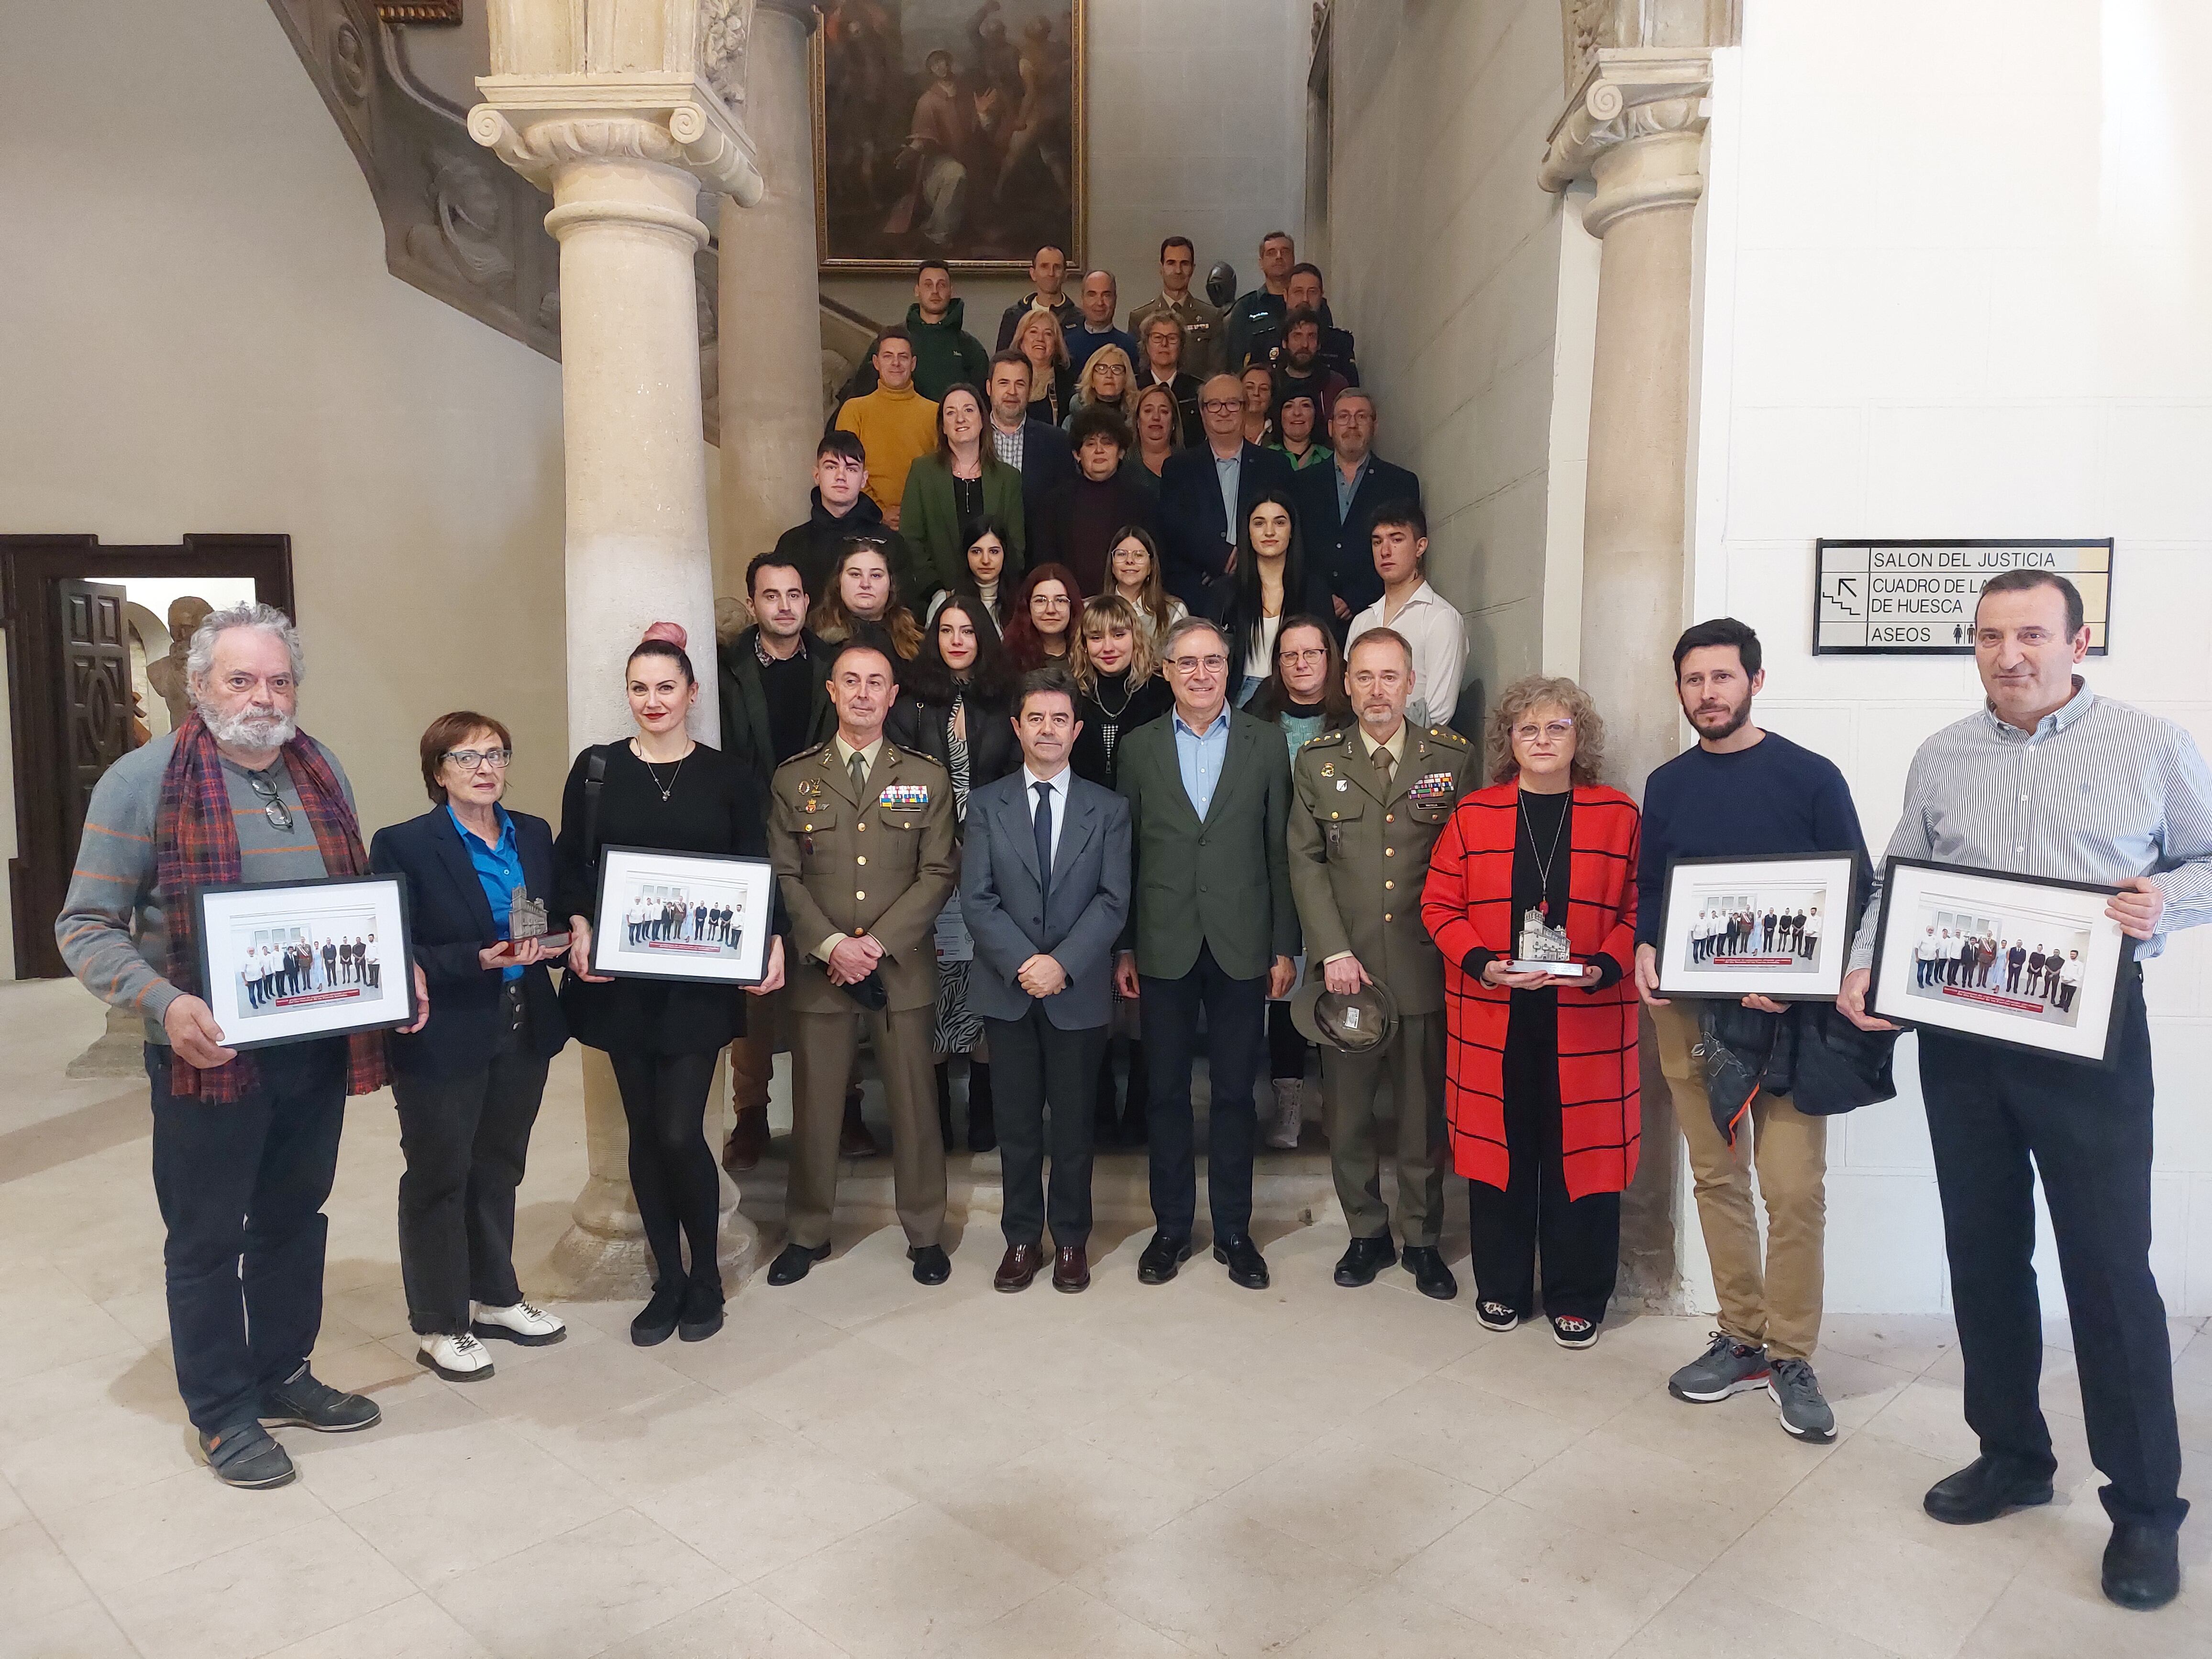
[3,535,294,979]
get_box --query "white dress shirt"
[1022,764,1072,866]
[1348,579,1467,729]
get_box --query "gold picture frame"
[811,0,1086,273]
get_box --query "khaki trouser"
[786,1005,943,1250]
[1324,1010,1449,1248]
[727,986,788,1113]
[1651,1000,1827,1362]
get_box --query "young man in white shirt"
[1345,502,1465,731]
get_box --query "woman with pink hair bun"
[551,622,787,1348]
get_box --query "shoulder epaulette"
[1425,725,1471,749]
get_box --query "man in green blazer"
[1112,616,1300,1290]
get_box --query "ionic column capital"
[1539,48,1712,236]
[469,77,763,212]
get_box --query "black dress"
[552,741,769,1056]
[1071,670,1173,789]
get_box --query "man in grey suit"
[962,667,1133,1294]
[1112,617,1300,1290]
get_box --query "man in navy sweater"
[1631,618,1870,1445]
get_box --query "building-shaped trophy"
[1506,903,1577,976]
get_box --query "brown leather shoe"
[721,1106,769,1173]
[994,1243,1043,1292]
[840,1093,879,1159]
[1051,1244,1091,1293]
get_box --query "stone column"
[472,0,767,1295]
[1540,49,1713,1311]
[716,0,822,598]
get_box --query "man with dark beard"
[1629,617,1870,1445]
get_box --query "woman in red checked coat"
[1420,675,1641,1349]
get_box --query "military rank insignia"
[1407,771,1459,808]
[796,780,825,815]
[877,783,930,812]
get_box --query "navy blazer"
[1010,418,1077,532]
[1157,442,1298,609]
[960,772,1131,1030]
[1294,453,1423,620]
[370,806,569,1080]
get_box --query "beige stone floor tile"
[0,1477,24,1528]
[0,1260,144,1387]
[1957,1570,2211,1659]
[0,1387,201,1520]
[923,1581,1195,1658]
[309,1339,426,1397]
[322,1277,416,1343]
[1436,1325,1653,1432]
[730,1329,933,1438]
[1501,1425,1805,1572]
[753,1502,1057,1659]
[1594,1378,1845,1481]
[1274,1579,1512,1659]
[276,1382,497,1503]
[507,1385,770,1499]
[644,1295,850,1395]
[0,1345,182,1453]
[45,1461,330,1594]
[1074,1499,1376,1659]
[753,1226,999,1331]
[599,1586,852,1657]
[264,1593,494,1659]
[412,1325,690,1434]
[1818,1314,1960,1377]
[1614,1574,1907,1658]
[932,1433,1218,1578]
[431,1507,738,1659]
[41,1207,171,1306]
[1858,1373,2095,1481]
[802,1364,1062,1503]
[1069,1371,1311,1497]
[0,1599,141,1659]
[1338,1371,1587,1494]
[1183,1313,1436,1419]
[0,1513,95,1622]
[105,1514,415,1659]
[1391,1495,1692,1659]
[1210,1435,1489,1575]
[1275,1279,1490,1376]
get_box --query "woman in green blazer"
[900,383,1028,605]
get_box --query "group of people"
[1691,905,1818,960]
[1913,927,2083,1007]
[623,893,739,950]
[238,933,378,1007]
[55,439,2208,1615]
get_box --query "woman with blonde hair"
[1126,382,1181,499]
[1067,343,1135,430]
[810,539,923,661]
[1014,309,1075,427]
[1419,675,1642,1349]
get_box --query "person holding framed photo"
[371,712,572,1382]
[1839,570,2212,1611]
[554,624,787,1349]
[1630,618,1872,1443]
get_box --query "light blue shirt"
[448,802,526,983]
[1172,708,1233,820]
[1334,453,1371,521]
[1213,449,1242,544]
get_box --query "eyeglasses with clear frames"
[1512,719,1577,742]
[1280,648,1328,666]
[443,748,512,772]
[1166,653,1230,674]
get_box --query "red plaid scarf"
[155,712,390,1101]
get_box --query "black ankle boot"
[935,1062,955,1149]
[967,1061,997,1152]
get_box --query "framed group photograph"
[813,0,1085,271]
[591,846,777,986]
[1654,853,1858,1002]
[1866,858,2133,1062]
[195,874,416,1051]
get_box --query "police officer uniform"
[1286,720,1474,1261]
[770,735,958,1257]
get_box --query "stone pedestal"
[67,1004,147,1079]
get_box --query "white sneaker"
[1265,1080,1304,1149]
[418,1330,494,1381]
[471,1300,567,1346]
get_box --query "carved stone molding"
[1538,47,1712,235]
[377,0,462,20]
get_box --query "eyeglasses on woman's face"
[442,748,511,773]
[1511,719,1576,743]
[1279,647,1327,667]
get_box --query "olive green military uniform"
[1128,292,1228,382]
[771,738,958,1250]
[1287,722,1475,1246]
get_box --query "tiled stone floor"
[0,977,2204,1659]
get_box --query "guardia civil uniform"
[1286,720,1475,1247]
[770,735,957,1251]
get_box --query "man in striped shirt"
[1842,569,2212,1611]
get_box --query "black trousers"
[391,987,551,1335]
[1919,972,2185,1532]
[146,1039,347,1435]
[1466,994,1620,1322]
[986,1007,1106,1249]
[608,1048,723,1294]
[1266,999,1307,1082]
[1141,943,1266,1238]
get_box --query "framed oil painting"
[813,0,1085,272]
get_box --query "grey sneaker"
[1667,1330,1772,1403]
[1768,1357,1836,1442]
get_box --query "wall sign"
[1813,540,2111,656]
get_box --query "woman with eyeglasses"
[1206,490,1330,708]
[1419,675,1642,1349]
[370,713,573,1381]
[552,625,787,1348]
[999,563,1082,672]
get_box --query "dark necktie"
[1032,780,1054,896]
[1373,743,1394,793]
[848,750,867,797]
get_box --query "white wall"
[1689,0,2212,1315]
[0,0,572,976]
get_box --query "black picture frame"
[193,872,417,1051]
[1867,856,2136,1065]
[589,845,776,987]
[1654,851,1860,1001]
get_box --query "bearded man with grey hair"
[57,602,419,1490]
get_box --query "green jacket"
[899,453,1028,602]
[904,299,991,402]
[1116,708,1300,980]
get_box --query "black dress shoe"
[1214,1232,1270,1290]
[677,1281,725,1342]
[630,1283,683,1346]
[909,1244,951,1284]
[199,1423,296,1489]
[1922,1456,2055,1525]
[1334,1235,1397,1287]
[258,1367,380,1432]
[1137,1232,1193,1284]
[765,1241,831,1286]
[1400,1245,1459,1301]
[2102,1522,2181,1610]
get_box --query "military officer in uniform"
[1128,235,1228,382]
[1286,627,1474,1299]
[763,641,960,1288]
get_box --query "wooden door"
[55,579,134,866]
